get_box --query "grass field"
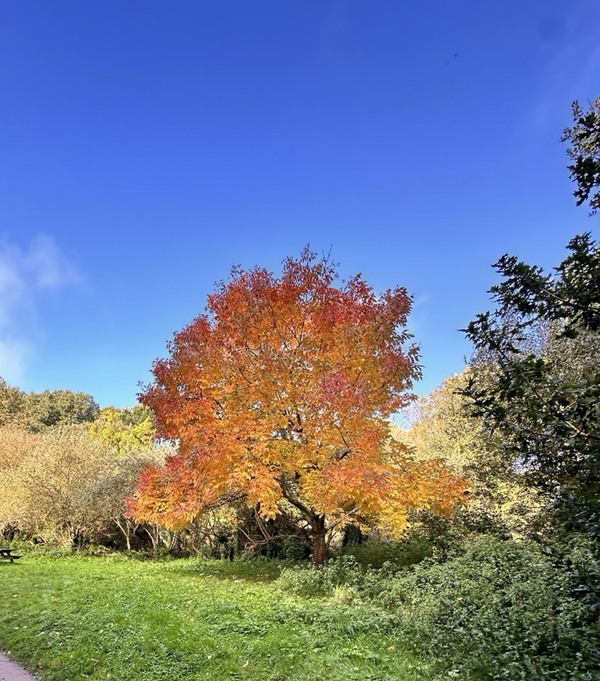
[0,554,445,681]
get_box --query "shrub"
[276,535,600,680]
[338,532,433,568]
[387,536,600,680]
[277,555,367,597]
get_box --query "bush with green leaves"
[337,531,434,568]
[277,555,370,598]
[463,233,600,539]
[277,536,599,680]
[385,536,599,680]
[337,507,512,569]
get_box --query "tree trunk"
[144,524,160,551]
[114,517,133,550]
[310,516,327,566]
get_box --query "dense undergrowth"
[279,536,600,681]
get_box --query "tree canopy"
[0,380,99,432]
[400,369,542,538]
[89,405,154,456]
[130,250,464,563]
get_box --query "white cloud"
[25,234,80,289]
[0,234,80,385]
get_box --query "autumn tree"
[131,251,463,564]
[400,370,486,472]
[0,425,114,545]
[0,423,165,547]
[0,425,36,538]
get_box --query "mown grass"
[0,553,444,681]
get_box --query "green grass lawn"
[0,553,444,681]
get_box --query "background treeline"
[0,362,545,561]
[0,386,167,550]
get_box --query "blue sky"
[0,0,598,408]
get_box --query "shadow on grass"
[160,556,297,583]
[2,544,304,583]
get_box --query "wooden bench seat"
[0,548,21,563]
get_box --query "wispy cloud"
[0,234,80,384]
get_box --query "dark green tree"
[23,390,99,432]
[463,233,600,539]
[1,380,100,431]
[0,378,26,427]
[562,96,600,214]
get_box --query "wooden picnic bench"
[0,548,21,563]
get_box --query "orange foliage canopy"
[129,251,464,562]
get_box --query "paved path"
[0,653,39,681]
